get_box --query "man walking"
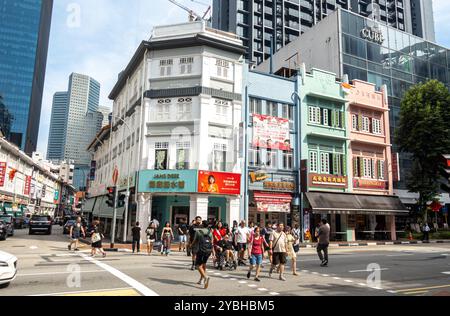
[235,220,251,266]
[191,220,214,289]
[68,217,85,251]
[316,219,330,267]
[422,222,431,242]
[188,216,202,270]
[178,219,188,252]
[269,223,288,281]
[131,222,141,254]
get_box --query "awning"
[253,192,293,204]
[93,195,124,220]
[83,198,96,214]
[305,192,409,215]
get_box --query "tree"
[396,80,450,222]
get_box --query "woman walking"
[161,222,174,256]
[247,227,268,282]
[286,227,298,276]
[146,222,157,255]
[90,220,106,258]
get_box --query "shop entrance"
[208,207,220,224]
[249,211,287,228]
[172,206,189,228]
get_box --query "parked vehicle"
[0,221,7,241]
[0,215,14,237]
[0,251,18,288]
[29,215,52,235]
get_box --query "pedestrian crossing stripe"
[62,289,140,296]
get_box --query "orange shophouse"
[347,80,407,241]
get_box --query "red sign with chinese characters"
[0,162,6,187]
[198,171,241,195]
[353,179,387,190]
[24,176,32,196]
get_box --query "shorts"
[179,235,187,243]
[238,243,247,251]
[272,252,287,265]
[195,251,211,266]
[147,238,155,243]
[250,254,263,266]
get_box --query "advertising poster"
[0,162,6,187]
[198,171,241,195]
[252,114,291,151]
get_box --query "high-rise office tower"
[47,73,103,189]
[0,0,53,153]
[213,0,435,63]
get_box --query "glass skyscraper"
[0,0,53,154]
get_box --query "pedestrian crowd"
[65,216,331,290]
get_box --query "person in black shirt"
[178,219,188,252]
[131,222,141,254]
[188,216,202,270]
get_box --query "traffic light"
[117,193,126,208]
[106,186,116,207]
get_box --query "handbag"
[293,244,300,253]
[91,233,101,243]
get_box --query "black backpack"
[198,230,213,254]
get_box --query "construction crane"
[168,0,211,22]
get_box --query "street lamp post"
[111,115,132,244]
[292,90,304,243]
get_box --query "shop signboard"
[249,171,296,192]
[253,191,292,213]
[353,179,387,190]
[309,173,348,189]
[198,171,241,195]
[138,170,198,193]
[252,114,291,151]
[0,162,6,187]
[24,176,32,196]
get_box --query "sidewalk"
[79,237,450,252]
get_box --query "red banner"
[198,171,241,195]
[0,162,6,187]
[24,176,32,196]
[353,179,387,190]
[252,114,291,151]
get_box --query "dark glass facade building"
[0,0,53,154]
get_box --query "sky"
[36,0,450,156]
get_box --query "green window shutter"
[342,155,347,176]
[332,154,338,175]
[377,160,381,179]
[371,159,376,179]
[340,111,345,128]
[331,110,336,127]
[359,157,364,177]
[353,158,358,177]
[358,114,363,131]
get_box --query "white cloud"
[433,0,450,46]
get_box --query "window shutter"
[371,159,376,179]
[308,107,313,123]
[358,114,363,131]
[323,109,329,126]
[332,154,338,175]
[340,111,345,128]
[331,110,335,127]
[353,158,358,177]
[341,155,346,176]
[377,160,381,179]
[316,107,321,124]
[359,157,364,178]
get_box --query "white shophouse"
[87,21,245,242]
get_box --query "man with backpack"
[191,220,214,289]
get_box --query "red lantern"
[430,201,443,213]
[8,169,17,181]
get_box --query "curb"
[299,240,450,248]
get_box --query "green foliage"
[395,80,450,219]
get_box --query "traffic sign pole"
[110,187,118,249]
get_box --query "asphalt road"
[0,226,449,296]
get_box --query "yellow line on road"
[395,284,450,293]
[62,289,140,296]
[403,291,428,295]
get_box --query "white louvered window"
[177,98,192,121]
[322,109,329,126]
[215,99,229,118]
[309,151,318,173]
[320,152,330,174]
[216,58,230,78]
[308,106,321,124]
[372,118,382,135]
[362,116,370,132]
[363,158,374,178]
[213,143,227,171]
[352,114,358,131]
[378,160,385,180]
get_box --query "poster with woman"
[198,171,241,195]
[252,114,291,151]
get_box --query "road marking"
[238,281,247,284]
[79,254,159,296]
[344,280,354,283]
[387,290,397,294]
[358,283,366,287]
[64,289,139,296]
[442,272,450,275]
[222,275,230,278]
[230,278,237,281]
[248,284,257,288]
[333,277,341,280]
[322,274,329,277]
[349,268,389,273]
[30,246,38,250]
[258,288,268,292]
[213,273,222,276]
[17,270,105,277]
[270,292,280,296]
[301,270,309,273]
[403,290,428,295]
[30,287,134,297]
[386,254,414,257]
[394,284,450,293]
